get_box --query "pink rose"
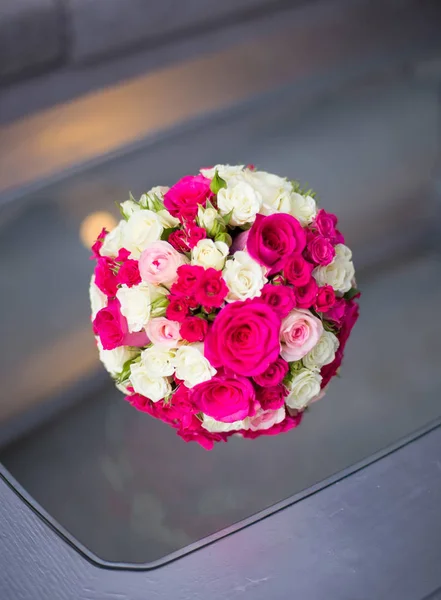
[139,241,186,286]
[116,259,141,287]
[280,308,323,361]
[204,299,281,376]
[165,296,190,322]
[260,284,296,318]
[93,299,148,350]
[314,285,336,313]
[307,234,335,266]
[253,357,289,387]
[294,277,318,309]
[283,254,313,286]
[241,411,303,439]
[192,374,256,422]
[164,175,212,221]
[194,268,228,309]
[256,384,288,410]
[248,406,286,432]
[94,257,118,297]
[146,317,182,348]
[247,213,306,275]
[180,316,208,342]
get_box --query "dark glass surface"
[1,68,440,564]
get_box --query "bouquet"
[90,165,359,449]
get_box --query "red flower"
[256,384,289,410]
[94,257,118,297]
[307,234,335,266]
[171,264,204,298]
[166,296,190,322]
[314,285,336,313]
[253,357,289,387]
[93,299,148,350]
[180,316,208,342]
[168,229,191,252]
[90,227,107,259]
[186,224,207,249]
[116,259,141,287]
[294,277,318,309]
[260,284,296,318]
[194,268,228,308]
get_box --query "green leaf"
[291,180,317,199]
[323,320,338,334]
[116,355,140,384]
[222,209,234,227]
[161,227,178,242]
[344,287,359,300]
[210,169,227,195]
[115,201,129,221]
[289,360,303,374]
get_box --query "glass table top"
[1,65,440,565]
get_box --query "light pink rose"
[139,241,186,286]
[248,406,286,432]
[280,308,323,361]
[146,317,182,348]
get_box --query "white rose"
[157,209,180,228]
[286,369,322,410]
[120,200,141,219]
[243,170,292,215]
[89,276,107,318]
[290,193,317,225]
[223,251,267,302]
[116,283,152,332]
[140,346,176,378]
[313,244,355,294]
[217,180,262,226]
[302,331,339,371]
[191,239,229,270]
[202,415,249,433]
[129,362,171,402]
[174,344,216,388]
[200,164,245,180]
[98,341,138,377]
[123,210,163,258]
[100,220,127,257]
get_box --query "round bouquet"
[90,165,359,449]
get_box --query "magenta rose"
[177,427,228,450]
[192,374,256,422]
[294,277,318,309]
[91,227,107,259]
[284,254,313,286]
[260,284,296,318]
[314,209,337,238]
[253,357,289,387]
[164,175,212,221]
[321,298,359,388]
[94,257,118,297]
[180,316,208,342]
[307,234,335,266]
[186,224,207,249]
[204,299,281,376]
[247,213,306,275]
[168,229,191,252]
[323,297,347,326]
[93,299,148,349]
[116,259,141,287]
[194,268,228,309]
[256,384,288,410]
[314,285,336,313]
